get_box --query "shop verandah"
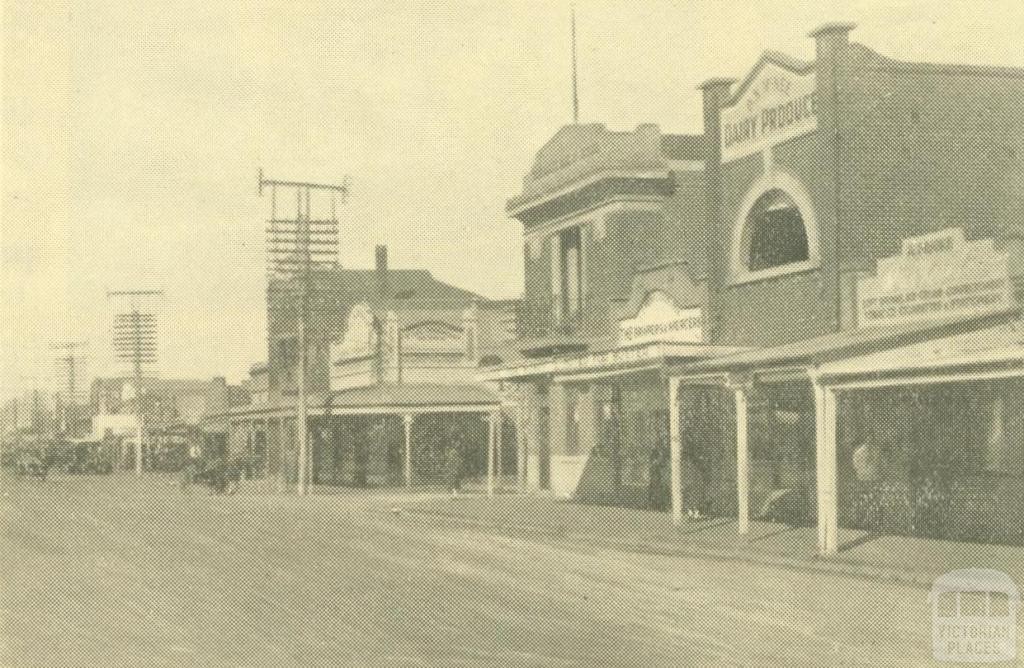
[221,384,522,495]
[481,341,742,505]
[667,315,1024,556]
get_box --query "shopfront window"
[984,395,1024,475]
[838,381,1024,546]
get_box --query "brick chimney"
[808,21,856,62]
[698,77,737,328]
[808,22,856,334]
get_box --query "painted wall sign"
[402,321,464,355]
[618,290,704,346]
[857,228,1016,328]
[331,303,376,362]
[721,62,818,164]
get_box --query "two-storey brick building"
[218,246,520,489]
[482,23,1024,553]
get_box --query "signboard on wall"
[331,303,376,362]
[857,228,1016,328]
[618,291,704,346]
[721,61,818,164]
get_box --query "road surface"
[1,474,940,666]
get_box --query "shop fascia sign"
[618,290,704,347]
[721,61,818,164]
[857,228,1016,328]
[331,303,377,362]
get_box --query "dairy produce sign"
[721,61,818,163]
[857,228,1016,328]
[618,291,704,346]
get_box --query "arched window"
[743,189,809,271]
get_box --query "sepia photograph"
[2,1,1022,665]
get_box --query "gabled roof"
[269,268,487,306]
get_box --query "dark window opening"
[559,226,583,323]
[745,190,809,271]
[277,337,298,386]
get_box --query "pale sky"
[4,0,1024,399]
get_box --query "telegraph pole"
[260,170,348,496]
[51,341,87,436]
[108,290,162,476]
[571,4,579,124]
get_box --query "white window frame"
[728,169,821,285]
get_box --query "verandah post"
[813,378,839,555]
[403,414,413,489]
[734,384,750,535]
[669,377,683,526]
[487,411,497,498]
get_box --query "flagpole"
[571,5,579,124]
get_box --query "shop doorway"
[747,381,817,527]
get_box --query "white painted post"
[734,386,750,535]
[403,414,413,489]
[814,381,839,555]
[135,420,143,477]
[515,407,525,490]
[495,412,503,491]
[487,412,496,498]
[669,377,683,526]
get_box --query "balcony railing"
[515,298,588,340]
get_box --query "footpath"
[398,494,1024,589]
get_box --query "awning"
[207,383,501,422]
[671,310,1019,380]
[818,318,1024,386]
[324,383,499,411]
[477,340,746,383]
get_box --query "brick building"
[482,23,1024,553]
[218,246,519,488]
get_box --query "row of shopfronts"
[216,22,1024,554]
[479,22,1024,554]
[212,248,524,494]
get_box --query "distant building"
[90,376,243,468]
[483,23,1024,553]
[0,391,56,448]
[243,364,269,406]
[216,246,519,488]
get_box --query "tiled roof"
[269,268,486,305]
[508,123,682,215]
[660,134,707,161]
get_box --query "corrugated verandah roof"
[207,383,500,421]
[671,310,1021,376]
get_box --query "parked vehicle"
[182,455,245,495]
[14,450,48,480]
[46,439,114,475]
